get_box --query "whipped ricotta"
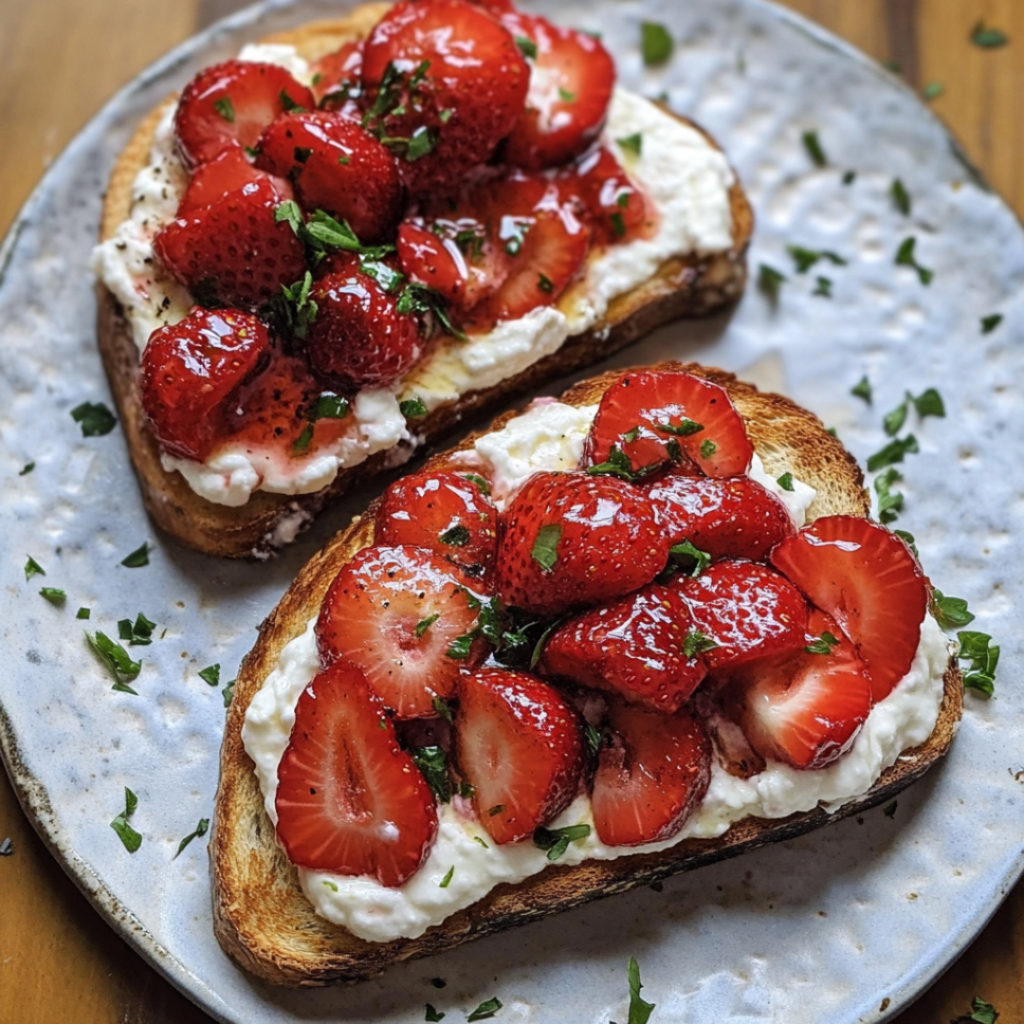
[91,44,735,508]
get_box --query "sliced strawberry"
[310,40,364,106]
[455,668,583,844]
[177,146,288,214]
[316,545,484,719]
[539,584,706,713]
[275,660,438,887]
[153,177,307,310]
[561,145,651,245]
[174,59,315,168]
[648,476,795,563]
[726,610,873,770]
[305,256,423,390]
[360,0,530,195]
[494,471,670,617]
[254,111,402,242]
[139,307,271,461]
[585,371,755,479]
[376,470,497,580]
[502,13,615,170]
[674,560,808,672]
[591,700,711,847]
[692,690,766,779]
[770,516,929,702]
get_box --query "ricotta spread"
[91,44,735,508]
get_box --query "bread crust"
[211,360,962,985]
[95,6,754,559]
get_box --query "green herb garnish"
[640,21,673,65]
[874,466,905,524]
[24,556,45,581]
[71,401,117,437]
[958,631,999,696]
[461,473,491,495]
[87,631,142,692]
[619,957,656,1024]
[851,375,872,404]
[120,542,150,568]
[758,263,786,303]
[19,462,34,475]
[110,787,142,853]
[416,614,440,638]
[533,823,590,861]
[400,397,429,419]
[866,434,919,472]
[440,524,471,547]
[433,696,454,723]
[971,22,1008,48]
[923,81,944,100]
[412,746,452,803]
[683,627,718,659]
[981,314,1003,334]
[118,612,156,647]
[656,419,703,437]
[802,129,827,167]
[516,35,537,59]
[76,607,91,620]
[617,133,643,156]
[777,472,795,492]
[891,178,912,216]
[438,865,454,888]
[199,664,220,687]
[786,246,847,274]
[222,678,236,707]
[174,818,209,858]
[40,587,66,606]
[813,276,833,297]
[531,524,562,571]
[700,439,717,459]
[930,590,975,630]
[805,631,840,655]
[213,96,235,123]
[425,1004,446,1022]
[895,236,933,285]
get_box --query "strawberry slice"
[376,470,498,581]
[310,40,364,106]
[502,13,616,170]
[254,111,402,242]
[591,700,711,847]
[560,145,651,246]
[494,471,670,617]
[674,560,808,672]
[139,307,271,461]
[726,610,873,770]
[539,584,707,713]
[584,371,755,479]
[770,516,929,702]
[177,146,288,214]
[316,545,485,719]
[174,59,315,168]
[455,668,583,844]
[275,660,438,886]
[648,476,795,563]
[153,177,307,310]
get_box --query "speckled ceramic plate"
[2,1,1022,1021]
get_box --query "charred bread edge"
[95,7,754,559]
[211,361,962,985]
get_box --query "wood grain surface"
[0,2,1020,1022]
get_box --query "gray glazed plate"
[1,1,1022,1021]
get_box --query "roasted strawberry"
[540,584,706,713]
[674,560,808,672]
[275,661,438,886]
[591,700,711,847]
[503,13,616,170]
[140,307,271,461]
[726,610,873,770]
[305,258,422,390]
[177,146,286,214]
[770,516,929,702]
[562,145,650,245]
[585,371,755,479]
[310,40,364,106]
[455,668,583,844]
[254,111,402,241]
[316,545,485,719]
[648,476,795,562]
[494,471,670,616]
[376,470,497,580]
[360,0,530,195]
[154,177,307,310]
[174,59,315,168]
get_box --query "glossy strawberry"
[540,584,707,713]
[275,661,438,886]
[585,371,755,479]
[726,610,873,770]
[562,144,650,245]
[174,59,315,168]
[360,0,530,194]
[503,13,616,170]
[177,146,286,215]
[376,470,497,580]
[770,516,929,702]
[310,40,364,107]
[154,177,307,310]
[455,668,583,844]
[139,307,271,461]
[254,111,402,241]
[648,476,795,562]
[674,560,808,672]
[591,700,711,847]
[494,471,670,616]
[316,545,484,719]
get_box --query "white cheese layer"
[91,44,735,507]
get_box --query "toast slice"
[95,5,754,559]
[210,361,963,985]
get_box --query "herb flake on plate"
[174,818,210,858]
[640,21,673,66]
[71,401,117,437]
[110,787,142,853]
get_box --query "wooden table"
[0,2,1020,1021]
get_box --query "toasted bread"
[95,5,754,559]
[210,361,962,985]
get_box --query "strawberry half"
[674,560,808,672]
[726,609,873,770]
[316,545,485,719]
[455,668,583,844]
[770,516,929,702]
[591,700,711,847]
[376,470,497,580]
[174,59,315,168]
[540,584,707,713]
[310,40,364,107]
[560,145,650,246]
[494,471,670,617]
[177,146,287,215]
[584,371,755,479]
[275,661,438,887]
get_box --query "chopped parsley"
[610,211,627,238]
[981,313,1003,334]
[515,35,537,59]
[445,632,476,661]
[971,22,1008,48]
[558,87,577,102]
[923,81,945,100]
[416,614,440,638]
[529,619,560,671]
[813,276,833,298]
[777,472,795,492]
[533,823,591,861]
[661,541,712,581]
[884,388,945,436]
[786,246,847,274]
[700,439,717,459]
[87,631,142,693]
[891,178,912,216]
[400,397,429,419]
[640,21,674,66]
[279,89,306,113]
[473,835,488,848]
[174,818,209,858]
[412,746,452,803]
[958,631,999,696]
[425,1005,446,1022]
[461,473,491,495]
[805,631,840,655]
[866,434,919,472]
[439,865,454,888]
[537,272,554,294]
[76,607,91,620]
[440,524,471,547]
[39,587,66,606]
[930,590,975,630]
[120,542,151,568]
[531,523,562,571]
[275,202,395,260]
[617,133,643,156]
[222,678,237,707]
[213,96,235,123]
[851,375,872,404]
[758,263,786,303]
[883,800,898,819]
[432,696,454,723]
[802,129,827,167]
[895,236,933,285]
[683,627,718,659]
[275,271,318,341]
[874,466,905,524]
[584,722,602,757]
[24,556,45,581]
[71,401,117,437]
[842,170,857,185]
[110,787,142,853]
[396,282,466,340]
[656,419,703,437]
[199,664,221,687]
[587,444,663,483]
[894,529,919,557]
[118,612,157,646]
[323,879,339,892]
[951,996,1000,1024]
[19,462,34,475]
